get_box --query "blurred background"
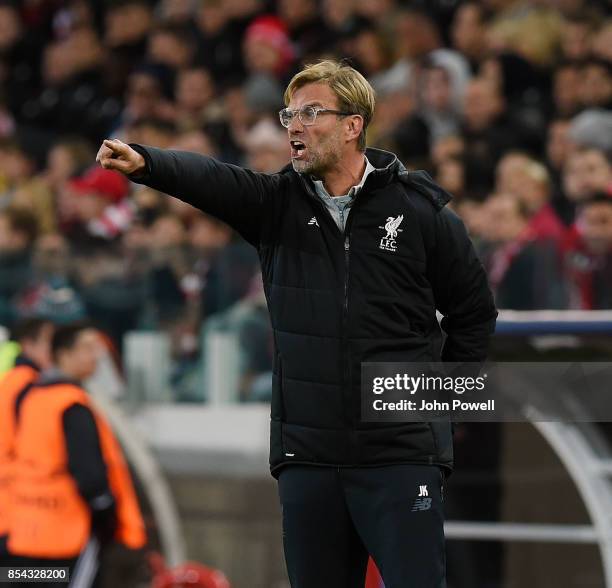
[0,0,611,586]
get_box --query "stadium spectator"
[562,193,612,309]
[495,153,565,241]
[435,155,466,200]
[545,118,575,223]
[347,20,394,90]
[560,15,596,61]
[562,147,612,210]
[244,118,290,173]
[567,108,612,155]
[418,59,463,141]
[241,15,296,120]
[201,273,272,404]
[461,78,521,179]
[66,166,133,246]
[13,233,86,325]
[277,0,331,62]
[174,67,217,132]
[480,192,564,309]
[592,18,612,62]
[172,129,218,157]
[114,63,176,138]
[146,213,193,324]
[579,59,612,110]
[147,23,196,71]
[126,117,177,149]
[0,207,38,326]
[450,2,490,72]
[156,0,198,25]
[0,140,36,210]
[187,213,260,318]
[321,0,356,37]
[354,0,398,28]
[381,7,470,99]
[431,134,465,166]
[44,138,95,191]
[243,15,295,82]
[452,197,487,242]
[0,3,41,123]
[485,0,562,67]
[194,0,245,84]
[103,1,154,96]
[552,62,584,118]
[480,52,548,148]
[24,26,114,142]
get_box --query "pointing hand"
[96,139,146,176]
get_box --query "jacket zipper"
[342,210,357,433]
[302,174,372,434]
[343,236,350,313]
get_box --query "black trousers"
[278,464,446,588]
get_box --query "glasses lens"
[279,109,293,128]
[300,106,317,125]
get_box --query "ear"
[344,114,364,144]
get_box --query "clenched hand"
[96,139,146,176]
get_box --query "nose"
[287,113,304,134]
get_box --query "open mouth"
[290,140,306,159]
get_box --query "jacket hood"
[398,169,452,212]
[365,148,453,212]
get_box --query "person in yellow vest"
[8,322,146,587]
[0,318,54,565]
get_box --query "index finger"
[103,139,130,156]
[96,144,113,163]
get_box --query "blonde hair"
[517,158,550,189]
[284,60,376,151]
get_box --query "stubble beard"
[291,129,342,177]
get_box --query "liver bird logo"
[383,215,404,239]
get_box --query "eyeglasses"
[278,105,355,128]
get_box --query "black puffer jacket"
[131,145,498,477]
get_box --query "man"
[67,165,133,244]
[7,322,146,587]
[97,60,497,587]
[563,192,612,309]
[495,153,565,242]
[0,207,39,327]
[480,192,564,309]
[0,318,54,563]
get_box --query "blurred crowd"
[0,0,611,400]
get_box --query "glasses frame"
[279,105,355,128]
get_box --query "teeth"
[291,141,305,148]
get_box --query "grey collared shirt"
[312,156,375,232]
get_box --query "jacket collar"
[15,354,40,372]
[36,367,82,388]
[282,147,401,198]
[281,147,452,211]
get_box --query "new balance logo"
[411,485,432,512]
[411,497,432,512]
[308,217,319,227]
